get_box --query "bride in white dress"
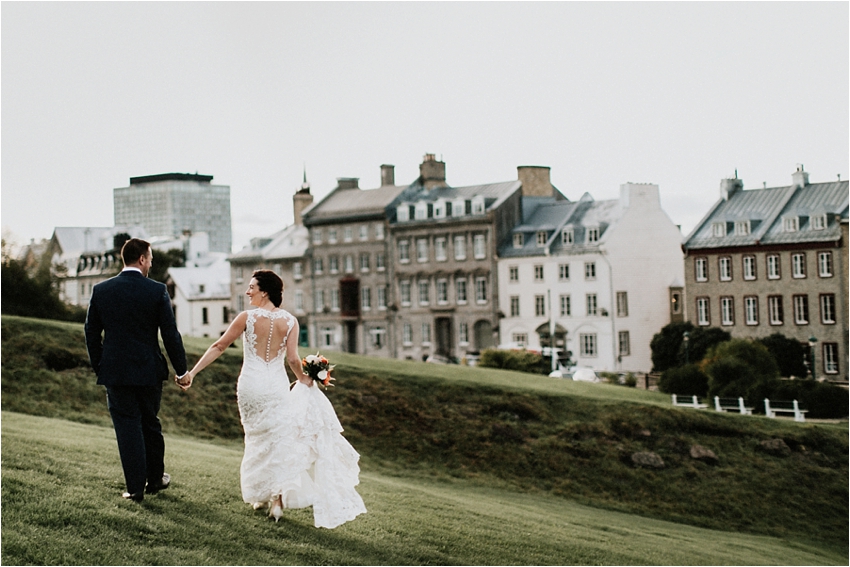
[177,270,366,529]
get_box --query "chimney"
[380,164,395,186]
[419,153,447,189]
[720,174,743,201]
[517,166,554,197]
[791,164,809,189]
[337,177,360,190]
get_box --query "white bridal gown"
[236,308,367,529]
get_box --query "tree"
[757,333,808,378]
[650,322,731,372]
[658,364,709,396]
[149,248,186,283]
[703,339,780,401]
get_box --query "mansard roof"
[683,179,848,250]
[389,179,523,223]
[302,183,405,225]
[228,223,308,262]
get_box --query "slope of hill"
[1,315,847,553]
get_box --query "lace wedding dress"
[236,308,367,529]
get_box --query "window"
[454,236,466,260]
[418,280,430,305]
[361,287,371,310]
[586,293,597,316]
[313,257,324,275]
[586,227,599,243]
[820,294,836,324]
[202,307,209,325]
[743,256,756,280]
[616,292,628,317]
[793,295,809,325]
[474,234,486,259]
[456,278,468,303]
[375,224,384,240]
[719,257,732,281]
[823,343,839,374]
[585,262,596,280]
[458,323,469,345]
[783,216,799,232]
[235,266,244,284]
[344,226,353,242]
[328,229,337,243]
[295,290,304,312]
[359,225,368,241]
[535,295,546,317]
[818,252,833,277]
[768,296,783,325]
[671,291,682,314]
[721,296,734,326]
[560,295,571,317]
[452,200,465,217]
[359,253,370,272]
[812,214,827,231]
[766,255,780,279]
[536,231,547,247]
[198,284,206,294]
[400,281,411,305]
[618,331,630,357]
[475,277,488,303]
[712,222,726,237]
[331,289,339,311]
[320,327,334,347]
[223,306,230,324]
[559,264,569,281]
[437,279,448,304]
[561,229,574,245]
[421,323,431,344]
[735,220,750,235]
[398,240,410,263]
[377,286,387,310]
[695,257,708,282]
[370,327,386,349]
[696,297,710,326]
[376,253,386,271]
[397,205,410,222]
[472,196,485,214]
[403,323,412,345]
[312,228,323,244]
[415,203,427,220]
[792,253,806,278]
[745,296,758,325]
[509,266,519,282]
[315,289,325,311]
[512,333,528,347]
[328,256,339,274]
[534,265,544,281]
[417,239,429,262]
[580,333,597,357]
[435,237,447,261]
[293,262,303,280]
[433,200,445,218]
[344,254,354,273]
[510,296,520,317]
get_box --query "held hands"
[175,371,193,391]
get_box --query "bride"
[176,269,366,529]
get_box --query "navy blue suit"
[85,269,187,495]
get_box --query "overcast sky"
[2,2,848,253]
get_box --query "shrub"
[765,379,849,419]
[479,349,544,374]
[658,364,709,396]
[650,323,731,372]
[704,339,780,403]
[757,333,808,378]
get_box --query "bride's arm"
[285,319,312,387]
[178,311,248,390]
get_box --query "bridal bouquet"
[302,352,335,388]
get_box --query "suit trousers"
[105,383,165,494]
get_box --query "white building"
[498,183,684,373]
[167,252,232,338]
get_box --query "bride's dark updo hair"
[252,269,284,307]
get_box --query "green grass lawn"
[2,411,844,566]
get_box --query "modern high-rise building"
[114,173,232,252]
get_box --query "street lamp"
[808,336,818,380]
[683,331,690,365]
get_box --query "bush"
[479,349,544,374]
[765,380,850,419]
[704,339,780,402]
[650,323,731,372]
[757,333,808,378]
[658,364,709,396]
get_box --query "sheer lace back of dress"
[244,309,295,364]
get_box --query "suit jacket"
[85,270,187,387]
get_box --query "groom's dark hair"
[121,238,151,265]
[253,269,284,307]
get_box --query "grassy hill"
[2,315,847,559]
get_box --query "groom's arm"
[156,286,187,376]
[84,292,104,375]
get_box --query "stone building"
[682,166,848,382]
[498,183,684,373]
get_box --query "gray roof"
[303,184,405,224]
[229,223,308,262]
[390,179,523,222]
[51,226,149,256]
[684,180,848,249]
[167,257,231,300]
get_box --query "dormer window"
[415,203,427,220]
[561,229,574,245]
[735,220,750,235]
[513,233,524,248]
[452,200,465,217]
[586,227,599,243]
[471,196,485,214]
[536,231,547,247]
[396,204,409,222]
[433,199,445,218]
[711,222,726,237]
[783,216,799,232]
[344,227,353,242]
[812,214,827,230]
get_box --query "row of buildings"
[43,158,848,382]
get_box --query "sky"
[2,2,848,253]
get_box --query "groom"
[85,238,188,502]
